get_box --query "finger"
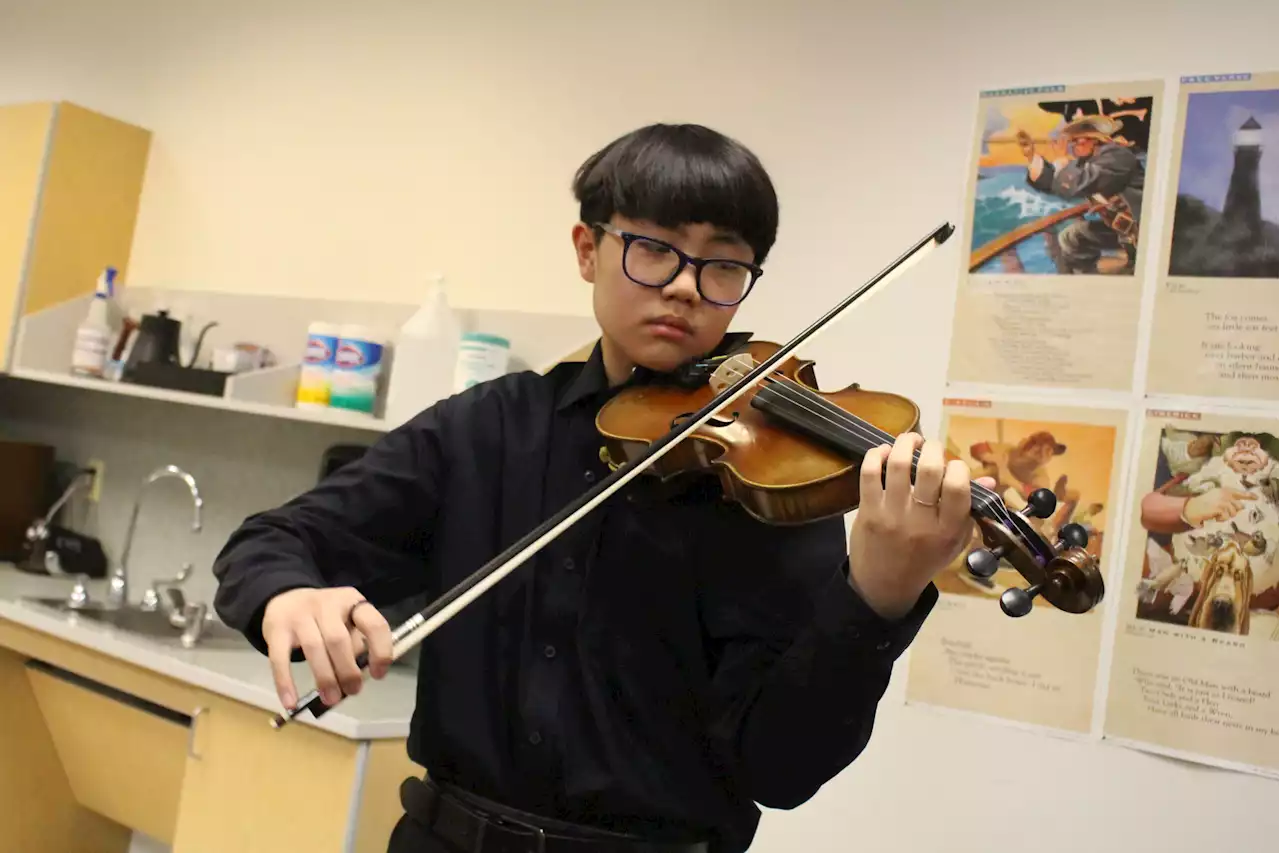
[859,444,891,507]
[265,624,299,709]
[349,626,368,657]
[295,617,341,706]
[975,476,997,490]
[319,608,364,697]
[884,432,923,507]
[939,459,972,523]
[911,439,946,509]
[352,604,395,680]
[1227,488,1256,500]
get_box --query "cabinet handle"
[25,658,191,725]
[188,706,206,760]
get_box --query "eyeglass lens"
[623,237,753,305]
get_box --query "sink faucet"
[107,465,203,609]
[24,467,97,573]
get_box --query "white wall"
[1,1,1277,851]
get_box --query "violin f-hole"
[671,411,738,430]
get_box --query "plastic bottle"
[295,321,340,408]
[384,275,462,425]
[453,332,510,391]
[329,325,387,414]
[71,267,117,378]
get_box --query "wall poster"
[1102,409,1278,776]
[1145,72,1279,401]
[946,80,1164,391]
[905,398,1128,734]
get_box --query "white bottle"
[384,274,462,427]
[71,267,117,378]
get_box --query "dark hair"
[572,123,779,263]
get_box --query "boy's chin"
[627,340,703,375]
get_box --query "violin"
[270,221,1104,729]
[597,338,1104,617]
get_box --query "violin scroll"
[966,484,1105,617]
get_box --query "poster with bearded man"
[1104,410,1278,777]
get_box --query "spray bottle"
[70,267,117,378]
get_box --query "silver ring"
[346,599,373,625]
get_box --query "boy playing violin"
[213,123,991,853]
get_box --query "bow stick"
[271,221,955,728]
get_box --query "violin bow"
[271,221,955,728]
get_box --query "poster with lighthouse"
[1145,72,1278,401]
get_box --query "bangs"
[573,124,779,263]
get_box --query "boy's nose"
[662,265,701,305]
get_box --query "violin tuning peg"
[1000,583,1042,617]
[965,546,1003,579]
[1021,488,1057,520]
[1056,523,1090,550]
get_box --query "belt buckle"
[482,812,547,853]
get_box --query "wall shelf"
[8,286,599,434]
[8,366,390,433]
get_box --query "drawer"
[26,659,194,845]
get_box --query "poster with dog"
[1103,409,1278,776]
[945,79,1164,392]
[1145,71,1279,401]
[905,398,1128,734]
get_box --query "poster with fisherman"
[945,79,1164,392]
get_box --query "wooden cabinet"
[0,618,423,852]
[0,101,151,371]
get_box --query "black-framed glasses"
[596,223,763,307]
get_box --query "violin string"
[757,373,1028,535]
[756,371,1019,529]
[757,372,1021,532]
[716,362,1021,532]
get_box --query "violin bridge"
[709,353,756,394]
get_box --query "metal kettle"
[124,310,216,374]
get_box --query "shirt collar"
[555,332,755,412]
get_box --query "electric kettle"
[123,310,217,377]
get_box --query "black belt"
[399,777,709,853]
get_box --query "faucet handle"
[180,602,208,649]
[67,574,91,610]
[162,587,190,627]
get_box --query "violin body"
[597,340,920,525]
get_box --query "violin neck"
[751,378,994,514]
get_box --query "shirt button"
[543,644,557,659]
[876,640,892,651]
[563,557,575,571]
[583,470,596,483]
[528,732,542,745]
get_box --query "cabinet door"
[172,692,362,852]
[0,102,54,368]
[0,648,134,853]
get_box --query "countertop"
[0,565,418,740]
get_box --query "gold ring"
[912,494,939,508]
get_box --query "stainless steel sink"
[22,597,249,650]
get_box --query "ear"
[572,222,598,283]
[1190,563,1214,626]
[1240,567,1253,633]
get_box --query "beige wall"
[1,1,1277,852]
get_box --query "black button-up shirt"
[212,340,937,853]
